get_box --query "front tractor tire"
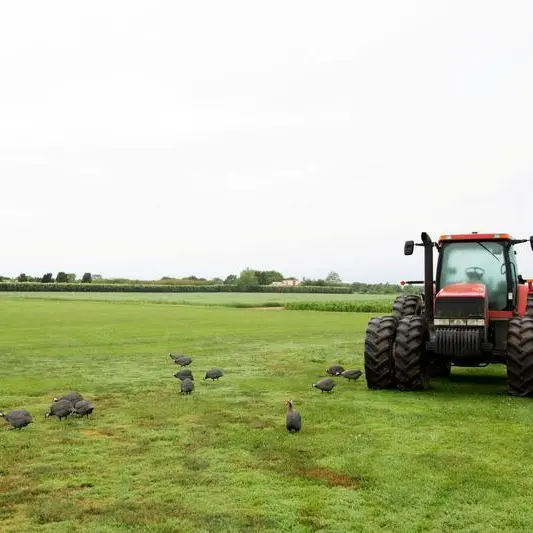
[393,316,429,391]
[392,295,423,319]
[364,316,397,389]
[506,316,533,397]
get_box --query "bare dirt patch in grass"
[250,306,285,310]
[256,448,364,489]
[300,466,363,488]
[81,427,117,439]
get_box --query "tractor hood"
[436,282,487,299]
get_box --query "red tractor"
[364,232,533,396]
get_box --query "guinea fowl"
[174,369,194,381]
[180,378,194,394]
[0,409,33,430]
[170,354,193,366]
[73,400,94,418]
[326,365,345,376]
[46,399,76,421]
[53,391,84,404]
[285,400,302,433]
[313,377,336,392]
[340,369,363,382]
[204,368,224,380]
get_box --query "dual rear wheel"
[364,315,428,391]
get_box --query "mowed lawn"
[2,299,533,532]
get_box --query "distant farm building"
[270,279,302,287]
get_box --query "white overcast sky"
[1,1,533,283]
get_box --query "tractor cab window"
[439,241,510,310]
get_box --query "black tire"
[506,316,533,397]
[393,316,429,391]
[392,295,423,319]
[364,315,397,389]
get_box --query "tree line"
[1,268,421,295]
[12,272,94,283]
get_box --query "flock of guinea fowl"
[0,352,363,434]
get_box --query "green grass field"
[0,291,395,306]
[2,297,533,532]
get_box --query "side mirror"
[421,232,433,245]
[404,240,414,255]
[530,236,533,251]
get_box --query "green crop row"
[0,282,353,294]
[284,300,393,313]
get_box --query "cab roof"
[438,233,512,243]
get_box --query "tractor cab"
[436,234,519,312]
[402,232,533,320]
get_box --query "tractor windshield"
[439,240,513,310]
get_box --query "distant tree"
[56,272,68,283]
[81,272,92,283]
[212,277,223,284]
[254,270,284,285]
[325,271,342,285]
[0,275,9,281]
[224,274,237,285]
[92,274,102,280]
[237,268,259,287]
[41,273,54,283]
[66,273,77,282]
[17,273,28,282]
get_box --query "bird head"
[285,400,294,408]
[53,397,59,402]
[44,411,51,419]
[0,412,5,418]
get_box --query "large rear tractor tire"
[392,295,423,319]
[393,316,429,391]
[364,315,397,390]
[506,316,533,397]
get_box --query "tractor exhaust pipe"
[421,232,434,322]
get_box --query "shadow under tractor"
[364,232,533,396]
